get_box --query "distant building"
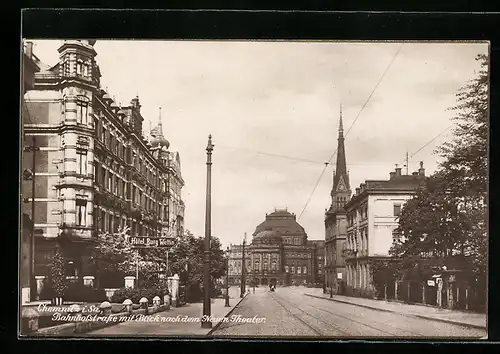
[228,243,251,286]
[325,107,351,294]
[228,209,325,286]
[21,40,185,292]
[344,164,426,295]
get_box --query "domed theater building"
[229,209,325,287]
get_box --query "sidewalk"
[306,288,486,330]
[86,286,248,336]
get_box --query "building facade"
[228,209,325,286]
[227,243,251,286]
[21,40,185,289]
[324,108,351,294]
[344,164,426,295]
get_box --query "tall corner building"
[324,105,351,294]
[21,40,185,289]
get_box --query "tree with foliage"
[92,227,144,287]
[168,230,226,282]
[390,54,488,281]
[164,230,226,299]
[49,245,68,297]
[435,53,488,278]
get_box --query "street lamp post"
[201,134,214,329]
[225,246,230,307]
[24,136,40,301]
[240,233,246,298]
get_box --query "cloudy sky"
[29,40,488,247]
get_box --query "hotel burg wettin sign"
[130,237,176,248]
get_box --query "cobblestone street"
[211,286,486,338]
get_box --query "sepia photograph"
[19,39,488,339]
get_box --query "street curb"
[207,292,249,336]
[305,294,487,330]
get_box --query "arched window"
[285,265,289,273]
[303,266,307,274]
[271,261,277,271]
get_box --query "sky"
[27,40,488,247]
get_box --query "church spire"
[329,104,351,212]
[339,103,344,135]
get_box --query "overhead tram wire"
[297,43,405,221]
[218,144,402,166]
[217,145,325,165]
[398,124,454,169]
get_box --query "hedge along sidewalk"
[305,289,486,330]
[85,286,248,336]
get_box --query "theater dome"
[253,209,306,236]
[253,229,283,244]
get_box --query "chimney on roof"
[355,187,360,195]
[25,41,33,59]
[412,172,418,176]
[360,183,366,192]
[390,171,396,180]
[395,167,402,176]
[418,161,425,176]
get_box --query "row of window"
[61,58,93,80]
[347,203,403,227]
[96,208,163,236]
[347,204,368,226]
[253,260,278,271]
[347,228,368,255]
[284,266,308,274]
[96,116,164,191]
[95,161,170,218]
[283,237,303,245]
[336,196,348,209]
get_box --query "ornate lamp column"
[201,134,214,329]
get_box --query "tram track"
[270,292,352,336]
[292,295,421,337]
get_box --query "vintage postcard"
[19,39,488,339]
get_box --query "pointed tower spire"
[339,104,344,135]
[329,103,351,212]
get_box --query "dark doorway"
[261,278,268,286]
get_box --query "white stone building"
[344,164,426,295]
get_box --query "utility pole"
[201,134,214,329]
[405,151,409,175]
[240,232,247,298]
[23,135,40,301]
[225,246,230,307]
[135,249,139,287]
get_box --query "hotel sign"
[130,237,176,248]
